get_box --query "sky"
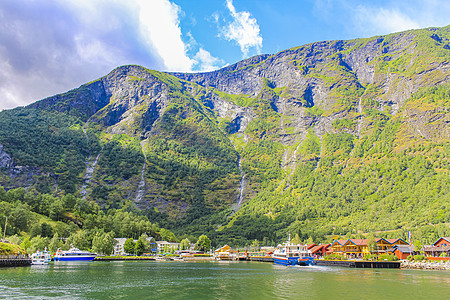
[1,0,449,110]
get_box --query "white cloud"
[137,0,194,72]
[219,0,263,57]
[0,0,221,110]
[193,48,225,72]
[354,6,420,36]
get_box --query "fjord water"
[0,261,448,299]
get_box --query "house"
[113,238,128,256]
[433,237,450,248]
[330,238,409,258]
[423,237,450,258]
[329,240,348,256]
[114,237,157,256]
[388,245,415,260]
[309,244,331,258]
[156,241,180,253]
[214,245,237,260]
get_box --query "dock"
[315,260,400,268]
[0,258,31,267]
[249,256,274,263]
[94,257,156,261]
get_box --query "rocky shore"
[401,260,450,270]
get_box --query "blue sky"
[1,0,449,110]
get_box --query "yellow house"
[214,245,236,260]
[330,238,409,258]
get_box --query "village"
[105,236,450,270]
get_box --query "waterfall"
[314,136,323,172]
[135,141,147,202]
[357,96,362,139]
[235,154,246,211]
[81,148,102,198]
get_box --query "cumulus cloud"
[0,0,218,110]
[193,48,225,72]
[218,0,263,57]
[353,6,420,36]
[311,0,450,40]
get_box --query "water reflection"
[0,261,449,299]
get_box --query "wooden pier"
[315,260,400,269]
[249,256,274,263]
[0,258,31,267]
[94,257,156,261]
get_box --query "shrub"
[414,255,426,261]
[379,254,398,261]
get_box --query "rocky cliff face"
[1,26,449,226]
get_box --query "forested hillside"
[1,25,449,246]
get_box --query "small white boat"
[31,248,52,265]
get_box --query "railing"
[0,255,29,259]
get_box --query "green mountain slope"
[1,26,449,245]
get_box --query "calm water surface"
[0,261,448,299]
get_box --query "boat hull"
[297,257,315,266]
[273,256,300,266]
[273,256,315,266]
[54,255,96,261]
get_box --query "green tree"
[20,237,32,252]
[180,238,191,250]
[124,238,136,255]
[40,223,53,238]
[195,235,211,252]
[69,230,91,250]
[29,235,49,253]
[251,239,260,251]
[367,233,377,254]
[49,199,65,221]
[135,233,150,256]
[92,231,116,255]
[49,233,64,252]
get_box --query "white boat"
[272,234,314,266]
[31,248,52,265]
[54,246,97,261]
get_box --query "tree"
[195,235,211,252]
[251,239,260,251]
[49,199,65,221]
[180,238,191,251]
[29,235,49,254]
[69,230,91,250]
[49,233,64,252]
[367,233,377,254]
[135,233,150,256]
[291,234,301,245]
[92,231,116,255]
[20,237,32,252]
[124,238,136,255]
[40,223,53,238]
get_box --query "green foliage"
[195,235,211,252]
[0,108,94,193]
[414,254,426,261]
[92,231,116,255]
[180,238,191,250]
[124,238,136,255]
[135,233,151,256]
[379,254,398,261]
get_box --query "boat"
[272,234,315,266]
[31,248,52,265]
[54,246,97,261]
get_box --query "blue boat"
[273,234,315,266]
[54,246,97,261]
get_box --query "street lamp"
[2,216,7,242]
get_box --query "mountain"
[1,26,449,245]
